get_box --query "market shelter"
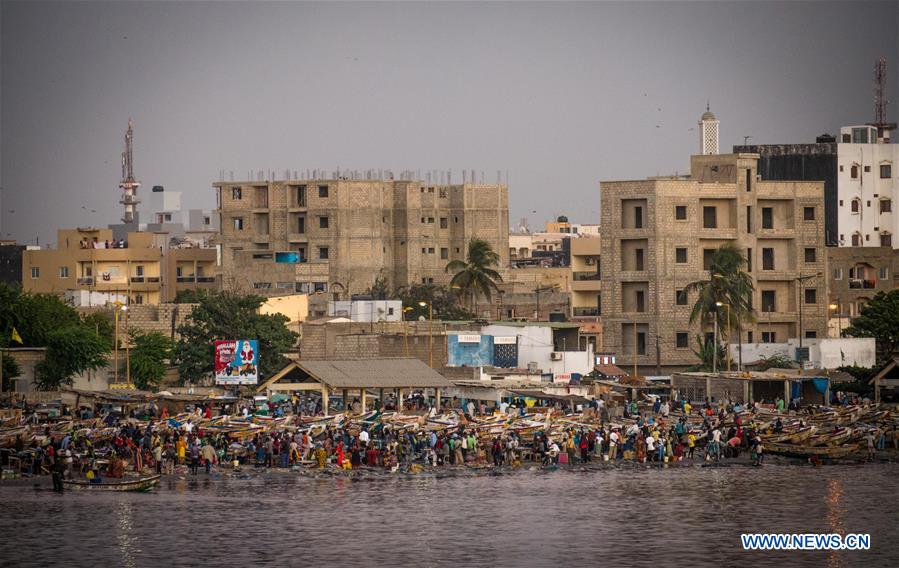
[257,358,453,412]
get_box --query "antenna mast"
[874,58,888,126]
[119,118,141,223]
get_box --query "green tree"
[1,353,22,391]
[173,292,298,384]
[173,289,213,304]
[81,311,116,345]
[687,335,727,372]
[843,290,899,362]
[129,331,174,390]
[395,284,473,321]
[34,326,111,390]
[445,238,503,312]
[364,274,391,300]
[684,243,755,344]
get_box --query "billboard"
[215,339,259,385]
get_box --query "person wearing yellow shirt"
[176,438,187,465]
[684,402,692,415]
[687,433,697,459]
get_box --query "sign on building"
[215,339,259,385]
[457,334,482,343]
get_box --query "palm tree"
[445,239,503,314]
[684,243,755,342]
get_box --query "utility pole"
[795,273,822,371]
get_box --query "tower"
[699,103,719,155]
[119,118,141,224]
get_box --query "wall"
[728,337,876,369]
[4,348,111,393]
[261,294,309,323]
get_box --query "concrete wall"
[729,337,876,369]
[261,294,309,323]
[4,348,111,393]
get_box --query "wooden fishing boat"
[808,428,854,447]
[763,442,859,459]
[63,474,161,492]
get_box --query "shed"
[257,358,453,412]
[869,356,899,403]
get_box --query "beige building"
[570,237,601,318]
[826,245,899,336]
[213,179,509,297]
[23,228,217,305]
[601,152,828,373]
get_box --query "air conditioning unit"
[550,352,563,361]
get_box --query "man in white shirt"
[609,430,620,460]
[359,429,370,447]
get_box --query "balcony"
[573,307,600,317]
[177,276,196,283]
[849,279,876,289]
[196,276,216,283]
[76,277,94,286]
[573,271,601,281]
[130,277,145,283]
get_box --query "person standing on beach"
[865,431,876,462]
[189,441,200,475]
[202,440,216,474]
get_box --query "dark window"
[231,187,242,199]
[881,233,892,247]
[746,206,752,232]
[635,249,644,271]
[440,217,448,229]
[881,164,892,179]
[703,249,715,270]
[762,248,774,270]
[675,247,688,263]
[804,247,816,263]
[635,290,645,312]
[805,331,817,339]
[746,248,752,272]
[297,216,305,234]
[319,247,329,260]
[851,199,860,213]
[865,166,870,173]
[804,206,815,221]
[233,217,244,230]
[676,332,689,348]
[440,248,448,260]
[852,233,861,246]
[761,290,776,312]
[805,288,817,304]
[319,216,329,229]
[703,206,717,229]
[850,165,858,179]
[634,206,643,229]
[761,207,773,229]
[762,331,776,343]
[881,199,892,213]
[296,185,307,206]
[675,205,687,220]
[746,169,752,192]
[636,332,646,355]
[318,185,329,198]
[747,331,753,343]
[676,289,688,305]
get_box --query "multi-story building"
[22,228,217,305]
[570,237,601,318]
[0,240,25,287]
[601,110,828,373]
[826,245,899,336]
[213,179,509,297]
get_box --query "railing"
[196,276,216,283]
[573,271,601,281]
[177,276,196,283]
[849,279,876,289]
[77,277,94,285]
[146,276,160,283]
[573,307,600,316]
[130,277,145,283]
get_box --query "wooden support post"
[342,389,348,413]
[742,381,749,405]
[435,388,441,411]
[361,388,367,413]
[321,386,329,415]
[875,378,881,405]
[398,388,404,414]
[379,388,385,410]
[705,377,712,403]
[784,380,791,407]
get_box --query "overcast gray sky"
[2,1,897,246]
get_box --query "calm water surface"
[1,463,897,568]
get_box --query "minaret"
[119,118,141,223]
[699,103,720,155]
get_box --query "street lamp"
[402,306,414,356]
[419,301,433,368]
[829,303,841,338]
[715,301,731,372]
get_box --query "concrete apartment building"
[23,228,217,305]
[601,110,828,373]
[213,178,508,297]
[826,245,899,335]
[570,237,601,318]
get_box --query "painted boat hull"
[63,474,161,492]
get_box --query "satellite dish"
[418,316,426,321]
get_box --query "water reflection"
[117,501,138,568]
[827,478,846,568]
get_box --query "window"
[703,249,715,270]
[163,213,172,222]
[852,233,861,246]
[428,247,435,254]
[440,248,448,260]
[880,267,889,280]
[805,288,817,304]
[804,206,815,221]
[675,247,688,263]
[233,217,244,230]
[231,187,242,199]
[746,248,752,272]
[439,188,447,198]
[634,206,643,229]
[881,199,892,213]
[804,248,816,263]
[136,265,144,277]
[761,331,776,343]
[296,185,307,206]
[865,166,870,173]
[851,128,869,143]
[421,248,427,254]
[59,266,68,278]
[850,165,858,179]
[440,217,448,229]
[676,332,689,348]
[635,290,645,312]
[881,164,892,179]
[833,268,843,280]
[314,282,327,292]
[746,206,752,232]
[675,205,687,220]
[635,249,644,271]
[318,185,329,198]
[747,331,753,343]
[428,217,434,224]
[319,216,329,229]
[882,233,892,247]
[761,207,773,229]
[421,217,425,223]
[805,331,817,339]
[297,216,305,234]
[253,282,272,289]
[318,247,329,260]
[761,290,776,312]
[676,289,688,305]
[636,332,646,355]
[703,206,717,229]
[762,248,774,270]
[133,294,144,305]
[454,216,459,223]
[203,216,211,226]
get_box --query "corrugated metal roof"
[296,358,453,389]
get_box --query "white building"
[328,300,403,322]
[837,124,898,247]
[729,337,876,370]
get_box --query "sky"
[1,0,897,246]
